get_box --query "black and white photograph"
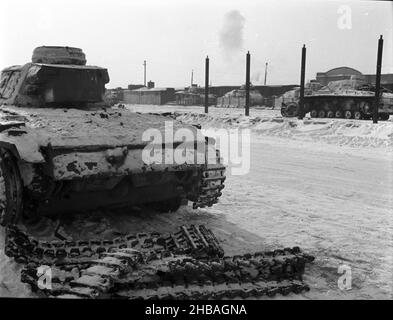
[0,0,392,307]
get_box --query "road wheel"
[344,110,352,119]
[318,110,326,118]
[379,113,390,121]
[310,109,318,118]
[353,111,362,120]
[327,110,334,118]
[335,110,343,118]
[0,149,23,226]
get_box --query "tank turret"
[0,46,109,107]
[32,46,87,65]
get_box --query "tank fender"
[0,131,45,163]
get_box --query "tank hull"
[303,93,392,120]
[0,105,224,224]
[280,82,393,120]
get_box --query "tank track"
[19,245,314,299]
[5,224,224,267]
[192,151,226,209]
[6,210,315,300]
[152,115,226,209]
[117,280,310,300]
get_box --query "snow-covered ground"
[127,105,393,150]
[217,135,393,299]
[128,105,393,299]
[1,104,392,299]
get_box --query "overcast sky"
[0,0,392,88]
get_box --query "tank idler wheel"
[335,110,343,118]
[327,110,335,118]
[353,111,362,120]
[318,110,326,118]
[284,103,298,118]
[0,149,23,227]
[310,110,318,118]
[344,110,352,119]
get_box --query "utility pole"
[245,51,251,116]
[143,60,146,87]
[264,62,268,85]
[373,35,383,124]
[204,56,209,114]
[191,70,194,87]
[298,44,306,120]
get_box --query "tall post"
[191,69,194,87]
[298,44,306,120]
[143,60,146,87]
[245,51,251,116]
[373,35,383,124]
[264,62,268,85]
[204,56,209,114]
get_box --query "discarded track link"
[5,224,224,267]
[20,245,314,299]
[6,221,314,299]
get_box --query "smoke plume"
[219,10,245,60]
[251,71,263,83]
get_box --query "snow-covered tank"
[0,46,225,227]
[175,86,217,106]
[217,84,264,108]
[281,79,393,120]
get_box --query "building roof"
[132,87,173,92]
[324,66,363,76]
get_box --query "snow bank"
[174,112,393,149]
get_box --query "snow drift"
[174,112,393,150]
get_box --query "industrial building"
[122,87,175,105]
[316,67,393,90]
[109,83,304,108]
[209,85,297,99]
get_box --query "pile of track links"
[5,224,314,299]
